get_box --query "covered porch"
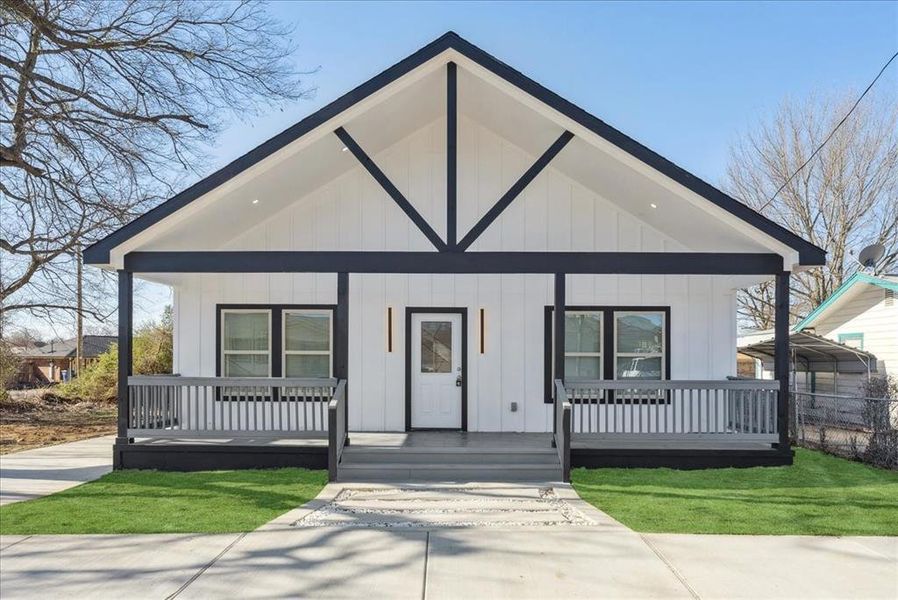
[112,263,795,481]
[87,33,820,481]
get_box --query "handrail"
[129,375,338,387]
[563,379,779,439]
[328,380,347,482]
[126,376,337,438]
[554,379,571,482]
[565,379,779,390]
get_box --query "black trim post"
[775,271,791,449]
[115,270,133,466]
[447,62,458,250]
[336,272,349,442]
[553,274,566,422]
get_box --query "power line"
[759,49,898,211]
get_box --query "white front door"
[411,312,463,429]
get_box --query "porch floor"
[119,432,790,471]
[131,432,776,452]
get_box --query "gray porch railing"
[127,375,339,438]
[328,380,348,481]
[565,379,780,442]
[554,379,572,482]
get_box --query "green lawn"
[572,449,898,536]
[0,468,327,534]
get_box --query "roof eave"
[84,31,825,267]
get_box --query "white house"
[84,32,825,480]
[740,273,897,396]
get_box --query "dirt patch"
[0,390,116,454]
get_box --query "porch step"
[340,446,559,465]
[336,462,562,482]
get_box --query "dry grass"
[0,389,116,454]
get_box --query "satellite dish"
[857,243,886,270]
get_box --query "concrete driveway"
[2,482,896,599]
[0,436,113,505]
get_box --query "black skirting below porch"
[571,443,794,470]
[114,438,328,471]
[114,433,793,472]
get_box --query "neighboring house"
[12,335,116,387]
[738,273,897,396]
[796,273,897,381]
[84,32,825,480]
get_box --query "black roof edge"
[84,30,826,267]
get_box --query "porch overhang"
[83,32,825,271]
[122,250,785,275]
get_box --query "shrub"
[860,375,898,470]
[0,340,22,402]
[53,307,173,403]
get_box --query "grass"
[572,449,898,536]
[0,468,327,534]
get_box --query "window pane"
[285,354,330,377]
[224,354,269,377]
[616,356,662,380]
[223,312,269,351]
[421,321,452,373]
[285,313,330,352]
[565,356,601,379]
[616,313,663,353]
[565,313,601,353]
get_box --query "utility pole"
[76,244,83,378]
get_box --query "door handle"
[455,375,463,387]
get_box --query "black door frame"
[405,307,468,432]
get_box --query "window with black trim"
[544,306,670,403]
[614,311,666,380]
[216,305,336,393]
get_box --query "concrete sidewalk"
[0,436,113,505]
[1,482,896,599]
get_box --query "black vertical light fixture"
[479,308,485,354]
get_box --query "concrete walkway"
[1,482,896,599]
[0,436,113,505]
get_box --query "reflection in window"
[421,321,452,373]
[615,312,665,380]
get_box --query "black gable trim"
[85,31,825,266]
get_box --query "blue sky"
[212,1,897,183]
[127,1,897,331]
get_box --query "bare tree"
[726,92,898,329]
[0,0,311,332]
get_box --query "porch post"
[553,272,566,417]
[115,270,133,466]
[336,272,349,442]
[774,271,790,449]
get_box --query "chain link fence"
[792,391,898,470]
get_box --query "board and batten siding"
[171,116,739,432]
